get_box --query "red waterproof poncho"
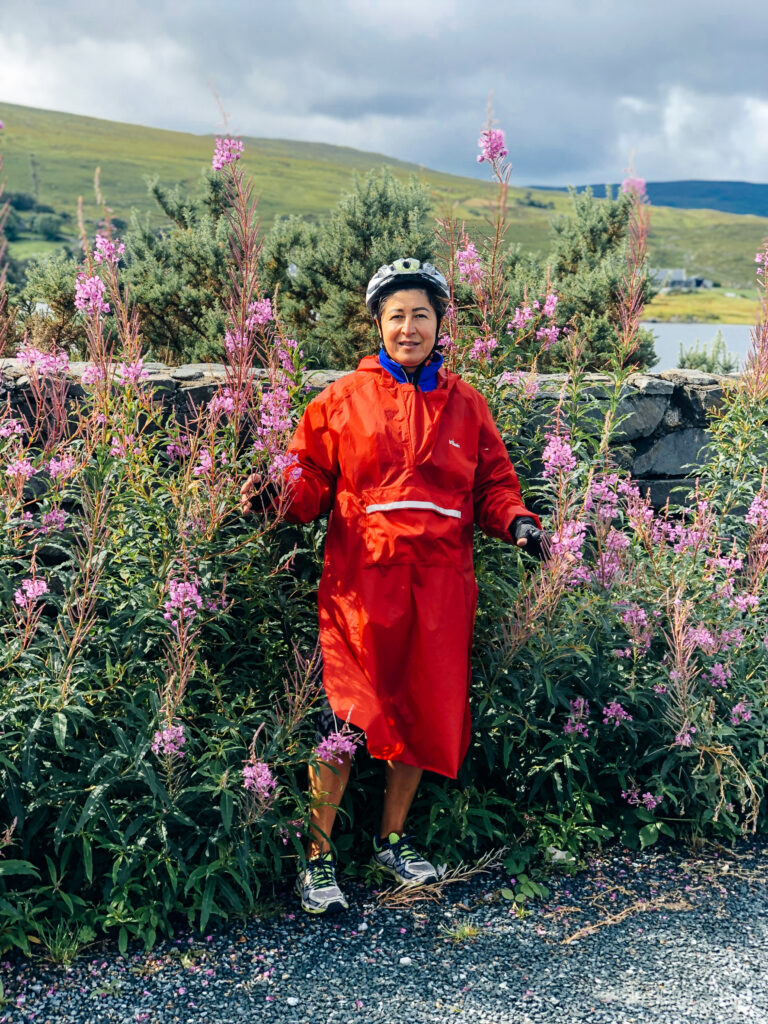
[284,355,538,778]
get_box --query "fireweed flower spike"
[93,234,125,265]
[14,577,48,608]
[242,760,277,803]
[457,242,483,287]
[151,723,186,758]
[314,729,360,765]
[477,128,508,165]
[74,273,110,316]
[212,137,244,171]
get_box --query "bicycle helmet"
[365,257,450,314]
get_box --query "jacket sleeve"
[282,391,339,524]
[473,394,540,540]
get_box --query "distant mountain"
[533,180,768,219]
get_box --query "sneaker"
[295,853,349,915]
[371,832,438,886]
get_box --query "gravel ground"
[2,839,768,1024]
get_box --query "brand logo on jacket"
[449,439,461,448]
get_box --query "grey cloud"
[3,0,768,184]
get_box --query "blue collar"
[377,347,443,392]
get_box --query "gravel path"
[2,839,768,1024]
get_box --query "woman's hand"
[240,472,263,515]
[511,517,551,560]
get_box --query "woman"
[241,258,545,914]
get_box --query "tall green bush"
[1,130,767,962]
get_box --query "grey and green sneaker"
[371,832,438,886]
[295,853,349,915]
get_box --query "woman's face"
[378,288,438,368]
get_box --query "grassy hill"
[1,101,767,294]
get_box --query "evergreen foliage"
[260,169,436,367]
[506,187,657,369]
[119,173,233,362]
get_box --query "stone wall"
[0,359,733,508]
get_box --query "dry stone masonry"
[0,359,733,509]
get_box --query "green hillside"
[1,101,767,289]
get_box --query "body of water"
[642,321,754,371]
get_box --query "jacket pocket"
[361,485,471,566]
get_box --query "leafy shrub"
[1,129,767,959]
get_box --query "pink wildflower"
[0,418,24,438]
[18,346,69,376]
[315,730,360,765]
[603,700,632,726]
[40,508,67,533]
[224,329,248,357]
[746,491,768,530]
[81,364,106,385]
[14,577,48,608]
[536,324,560,350]
[247,298,273,327]
[729,593,759,613]
[192,449,213,477]
[674,725,696,748]
[542,432,577,477]
[469,336,498,361]
[457,242,483,287]
[620,603,652,653]
[621,176,647,200]
[438,334,456,352]
[47,454,76,480]
[499,371,539,399]
[730,702,751,726]
[542,293,558,318]
[507,305,535,332]
[166,435,190,461]
[706,663,731,688]
[242,760,277,802]
[151,723,186,758]
[5,458,36,480]
[268,451,302,483]
[550,519,587,559]
[212,137,244,171]
[586,474,620,522]
[163,577,203,623]
[116,359,148,386]
[563,697,590,738]
[75,273,109,315]
[477,128,508,165]
[93,234,125,265]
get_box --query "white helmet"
[365,257,449,314]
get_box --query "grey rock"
[632,428,711,477]
[626,372,675,396]
[614,394,669,440]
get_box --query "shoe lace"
[308,857,336,888]
[390,834,421,864]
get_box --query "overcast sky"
[2,0,767,186]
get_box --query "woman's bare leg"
[379,760,423,838]
[306,753,353,859]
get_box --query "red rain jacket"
[284,355,539,777]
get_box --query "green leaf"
[199,877,216,933]
[220,791,233,834]
[82,836,93,884]
[118,927,128,955]
[0,860,40,878]
[499,887,515,901]
[638,823,660,849]
[52,712,68,752]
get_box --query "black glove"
[511,516,549,560]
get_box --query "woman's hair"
[372,283,449,325]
